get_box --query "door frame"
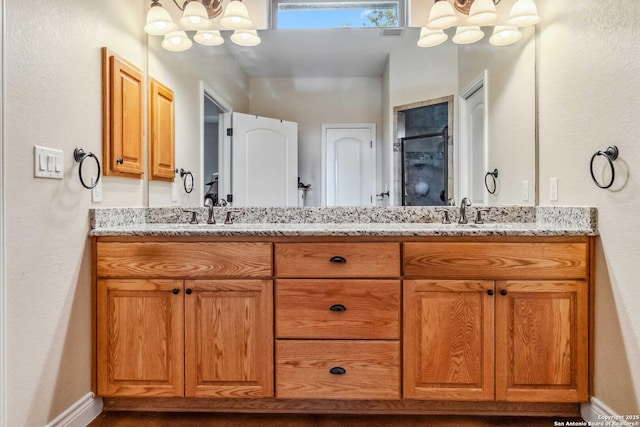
[459,70,489,206]
[200,82,231,204]
[321,123,376,207]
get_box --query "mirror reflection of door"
[322,124,376,207]
[227,112,299,207]
[460,72,488,206]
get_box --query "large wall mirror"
[146,0,536,208]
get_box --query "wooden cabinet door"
[495,280,589,402]
[102,48,144,177]
[97,279,184,397]
[185,280,274,398]
[404,280,495,401]
[149,78,175,181]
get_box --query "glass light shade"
[452,26,484,44]
[221,1,253,30]
[194,30,225,46]
[144,4,177,35]
[230,29,261,46]
[490,26,522,46]
[178,1,211,30]
[507,0,541,27]
[417,27,448,47]
[162,31,193,51]
[468,0,498,26]
[426,1,459,30]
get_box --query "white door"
[323,125,376,207]
[460,74,488,205]
[227,112,298,207]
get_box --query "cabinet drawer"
[276,340,400,400]
[404,242,588,280]
[274,243,400,278]
[276,280,400,339]
[96,241,272,278]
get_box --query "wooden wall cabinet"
[149,79,175,181]
[102,48,144,178]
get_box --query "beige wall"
[4,1,145,425]
[249,77,382,207]
[537,0,640,414]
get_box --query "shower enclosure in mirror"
[395,97,453,206]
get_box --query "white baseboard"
[581,397,619,423]
[46,393,103,427]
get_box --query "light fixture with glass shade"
[194,30,225,46]
[161,30,193,51]
[417,27,448,48]
[507,0,541,26]
[419,0,540,48]
[221,0,253,30]
[489,25,522,45]
[178,0,211,30]
[426,0,459,30]
[452,26,485,44]
[467,0,498,26]
[144,1,177,35]
[144,0,261,51]
[230,29,261,46]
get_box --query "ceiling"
[222,27,422,78]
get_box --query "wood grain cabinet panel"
[185,280,274,398]
[276,279,400,339]
[149,78,175,181]
[97,242,272,279]
[495,281,589,402]
[102,47,144,178]
[404,242,588,280]
[97,279,184,397]
[276,340,400,400]
[275,242,400,278]
[403,280,495,401]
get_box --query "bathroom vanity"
[90,206,596,417]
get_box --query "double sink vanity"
[90,206,597,417]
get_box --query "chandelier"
[144,0,261,51]
[417,0,540,48]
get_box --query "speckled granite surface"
[89,206,597,237]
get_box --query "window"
[271,0,405,29]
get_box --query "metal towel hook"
[590,145,619,189]
[73,148,101,189]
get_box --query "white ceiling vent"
[380,28,404,37]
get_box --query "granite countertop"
[89,206,598,237]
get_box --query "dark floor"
[89,412,583,427]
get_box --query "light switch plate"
[549,177,558,201]
[522,180,529,202]
[91,176,103,203]
[34,146,64,179]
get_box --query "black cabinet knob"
[185,288,193,295]
[329,256,347,264]
[500,289,508,296]
[116,157,124,165]
[487,289,494,296]
[172,289,179,295]
[330,304,347,312]
[329,367,346,375]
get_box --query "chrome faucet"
[459,197,472,224]
[204,198,216,224]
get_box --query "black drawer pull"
[185,288,193,295]
[329,256,347,264]
[487,289,494,296]
[329,367,346,375]
[172,289,180,295]
[330,304,347,312]
[500,289,508,296]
